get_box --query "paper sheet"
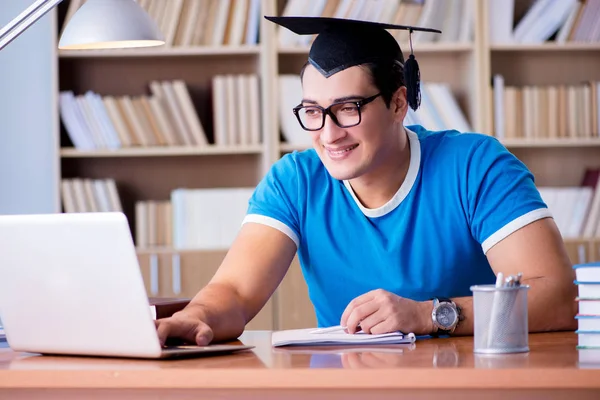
[271,326,416,347]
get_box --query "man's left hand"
[340,289,433,335]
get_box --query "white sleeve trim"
[481,208,553,254]
[242,214,300,248]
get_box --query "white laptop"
[0,212,253,359]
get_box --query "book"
[149,297,190,320]
[574,263,600,283]
[577,315,600,331]
[577,298,600,315]
[271,326,416,347]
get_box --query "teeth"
[329,145,357,155]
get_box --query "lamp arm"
[0,0,64,51]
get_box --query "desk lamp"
[0,0,164,51]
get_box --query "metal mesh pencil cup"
[470,284,530,354]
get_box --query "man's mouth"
[325,144,359,158]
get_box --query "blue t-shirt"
[243,125,551,327]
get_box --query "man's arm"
[341,217,577,336]
[424,217,578,335]
[156,222,297,345]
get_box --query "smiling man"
[156,17,577,346]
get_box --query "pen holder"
[470,284,530,354]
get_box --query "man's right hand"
[155,310,214,346]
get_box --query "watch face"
[436,304,457,328]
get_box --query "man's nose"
[320,113,346,144]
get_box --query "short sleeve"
[465,136,552,254]
[242,154,301,248]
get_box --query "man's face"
[300,64,404,181]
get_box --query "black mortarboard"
[265,16,441,111]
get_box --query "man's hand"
[340,289,433,335]
[155,309,214,347]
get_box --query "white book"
[512,0,555,43]
[272,327,416,347]
[244,0,261,45]
[333,0,354,19]
[567,188,593,238]
[93,180,112,212]
[104,179,123,212]
[579,299,600,315]
[519,0,576,43]
[578,316,600,331]
[578,332,600,348]
[488,0,514,43]
[76,95,106,148]
[225,75,238,145]
[248,74,261,145]
[417,84,448,131]
[377,0,400,24]
[578,284,600,299]
[88,92,121,149]
[414,0,448,43]
[458,0,474,42]
[60,179,77,213]
[236,75,250,146]
[439,0,462,42]
[212,76,229,146]
[556,1,583,43]
[70,178,89,213]
[575,264,600,284]
[278,75,312,146]
[493,74,505,139]
[298,0,327,46]
[59,91,95,150]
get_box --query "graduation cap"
[265,16,441,111]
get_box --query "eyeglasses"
[292,93,382,131]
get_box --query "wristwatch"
[431,297,461,336]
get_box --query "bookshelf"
[52,0,600,330]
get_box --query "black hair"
[299,60,405,109]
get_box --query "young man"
[156,17,576,346]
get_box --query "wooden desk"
[0,331,598,399]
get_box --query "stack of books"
[575,263,600,352]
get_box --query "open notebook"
[271,326,416,347]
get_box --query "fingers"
[195,323,214,346]
[340,291,377,328]
[155,315,213,347]
[355,310,385,334]
[156,320,170,347]
[345,300,379,334]
[368,318,395,335]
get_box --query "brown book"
[149,297,191,320]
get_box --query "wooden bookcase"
[53,0,600,330]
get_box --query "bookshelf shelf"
[278,42,474,55]
[490,43,600,52]
[501,138,600,148]
[58,45,261,58]
[60,145,264,158]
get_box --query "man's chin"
[324,164,361,181]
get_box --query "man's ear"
[392,86,408,121]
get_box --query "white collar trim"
[343,127,421,218]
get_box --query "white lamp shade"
[58,0,165,50]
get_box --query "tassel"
[404,30,421,111]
